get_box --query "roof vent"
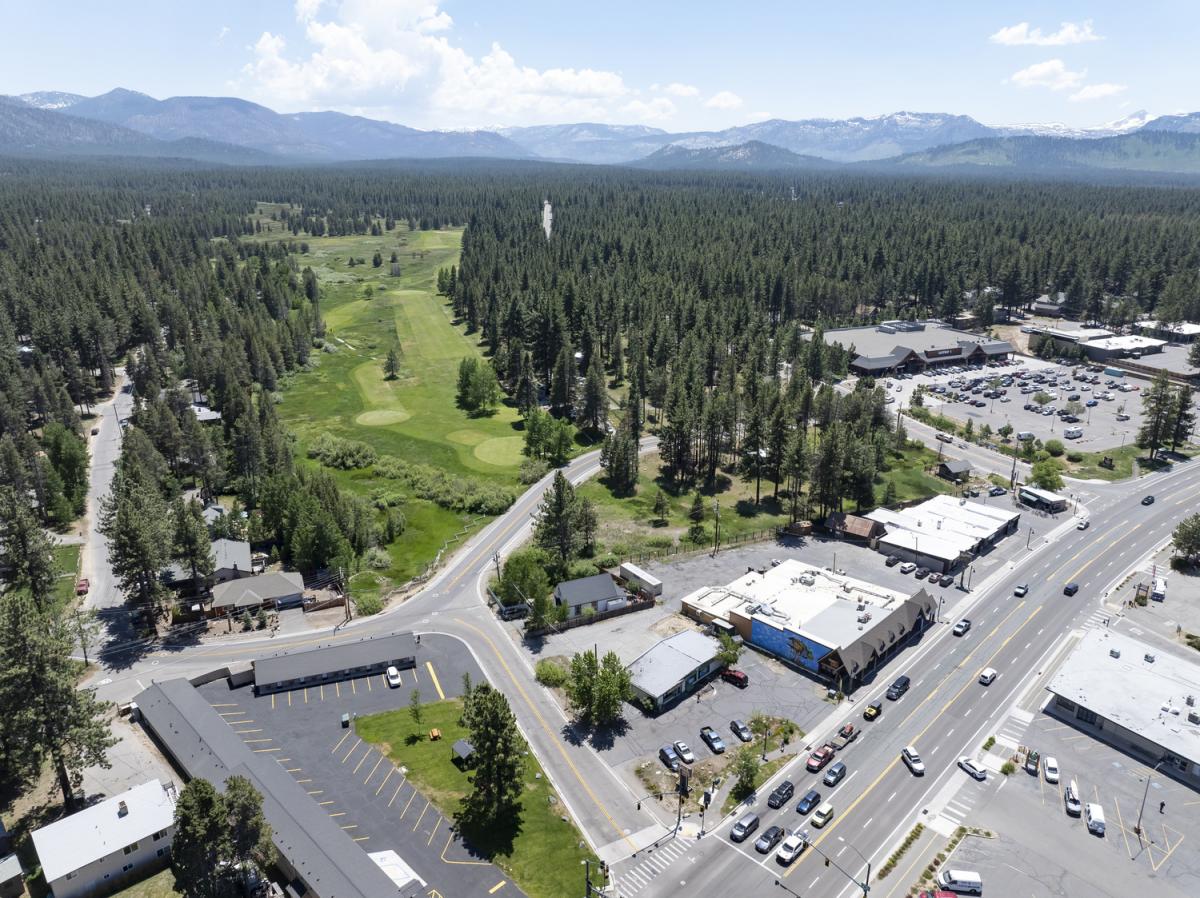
[1187,695,1196,707]
[1109,649,1121,659]
[118,801,129,817]
[1145,653,1156,664]
[1189,710,1200,725]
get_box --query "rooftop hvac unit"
[856,603,866,612]
[1109,649,1121,659]
[1189,711,1200,725]
[1187,695,1196,707]
[1145,654,1156,663]
[799,575,815,586]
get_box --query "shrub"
[519,458,550,484]
[374,455,514,514]
[535,659,568,687]
[354,593,384,616]
[1067,451,1084,462]
[983,736,995,751]
[1000,761,1016,776]
[1045,439,1065,457]
[308,432,378,469]
[364,547,391,569]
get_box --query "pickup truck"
[699,726,726,754]
[829,723,859,751]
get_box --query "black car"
[1063,582,1080,596]
[755,825,785,854]
[796,788,821,815]
[884,554,901,567]
[914,567,930,580]
[937,573,955,587]
[1142,495,1155,506]
[767,780,795,809]
[886,675,911,700]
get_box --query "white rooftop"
[1137,320,1200,337]
[1085,335,1167,352]
[626,630,721,698]
[683,560,910,647]
[866,495,1019,559]
[32,780,176,884]
[368,850,424,892]
[1047,630,1200,766]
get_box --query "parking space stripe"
[352,749,372,776]
[425,662,445,699]
[252,747,281,753]
[401,790,418,818]
[351,679,357,695]
[329,811,346,818]
[488,881,506,894]
[318,800,334,805]
[367,676,372,692]
[332,731,351,754]
[218,711,248,717]
[353,836,370,842]
[375,767,393,796]
[271,694,276,710]
[307,789,323,795]
[340,824,357,830]
[389,784,403,807]
[320,684,325,701]
[285,767,302,773]
[296,778,311,784]
[235,729,262,734]
[211,703,239,707]
[243,738,272,744]
[365,756,384,785]
[342,738,362,763]
[336,681,341,698]
[427,816,440,846]
[412,800,430,831]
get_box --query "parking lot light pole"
[1135,759,1166,838]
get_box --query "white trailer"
[619,562,662,597]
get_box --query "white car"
[958,757,986,781]
[385,665,402,688]
[901,746,926,775]
[979,668,997,686]
[1044,756,1060,784]
[776,831,809,865]
[673,740,695,764]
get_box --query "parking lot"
[886,357,1149,451]
[196,635,522,898]
[957,709,1200,897]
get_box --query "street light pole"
[1135,760,1166,837]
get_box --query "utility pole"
[1135,760,1166,838]
[492,552,502,580]
[713,498,721,556]
[1010,449,1018,490]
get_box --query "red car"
[75,578,90,596]
[806,745,835,772]
[721,669,749,688]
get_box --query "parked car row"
[660,719,751,771]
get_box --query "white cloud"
[990,20,1101,46]
[217,25,230,42]
[1070,82,1128,102]
[662,82,699,97]
[240,0,701,127]
[705,90,743,110]
[1010,59,1086,91]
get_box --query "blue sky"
[3,1,1196,130]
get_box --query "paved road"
[80,371,133,613]
[88,436,668,862]
[613,455,1200,897]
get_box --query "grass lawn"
[875,444,955,504]
[356,699,597,898]
[111,869,181,898]
[51,544,81,610]
[269,226,525,584]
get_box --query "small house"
[937,459,971,482]
[209,570,305,618]
[627,630,722,711]
[552,574,626,619]
[163,539,252,588]
[824,512,884,541]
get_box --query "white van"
[936,868,983,895]
[1063,427,1083,440]
[1017,431,1035,441]
[1085,802,1106,835]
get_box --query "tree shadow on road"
[560,716,631,752]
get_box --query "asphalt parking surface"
[197,635,524,898]
[957,710,1200,897]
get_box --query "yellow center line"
[488,881,507,894]
[426,662,445,700]
[789,603,1043,877]
[454,617,635,850]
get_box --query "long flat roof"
[868,495,1020,555]
[253,632,418,688]
[32,780,175,884]
[809,323,1012,364]
[1137,320,1200,337]
[1047,630,1200,766]
[1085,335,1167,352]
[135,679,403,898]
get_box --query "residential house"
[163,538,252,589]
[209,570,305,618]
[552,574,627,619]
[937,459,971,482]
[824,512,885,541]
[31,780,177,898]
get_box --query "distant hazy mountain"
[18,90,86,111]
[62,88,530,161]
[1141,112,1200,135]
[631,140,836,171]
[996,110,1157,139]
[0,96,268,164]
[885,131,1200,175]
[498,122,669,162]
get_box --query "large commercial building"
[1046,630,1200,789]
[682,561,936,690]
[810,321,1013,376]
[32,779,177,898]
[251,632,418,695]
[865,494,1022,572]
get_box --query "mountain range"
[7,88,1200,175]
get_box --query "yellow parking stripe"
[365,756,384,785]
[218,711,248,717]
[352,750,372,776]
[426,662,445,700]
[427,816,440,846]
[329,812,346,818]
[332,731,351,754]
[243,738,272,744]
[367,676,373,692]
[401,790,417,817]
[488,881,507,894]
[318,800,334,806]
[353,836,370,842]
[287,690,292,707]
[342,738,361,763]
[271,694,276,710]
[340,824,357,830]
[389,784,402,807]
[375,767,393,796]
[252,747,282,753]
[412,800,430,832]
[351,679,357,695]
[211,703,239,708]
[304,688,308,704]
[235,729,262,734]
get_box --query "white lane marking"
[887,790,897,803]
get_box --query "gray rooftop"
[0,853,22,883]
[1046,629,1200,766]
[135,679,406,898]
[627,630,720,698]
[939,459,971,475]
[211,570,304,610]
[810,323,1013,366]
[252,632,418,688]
[554,573,625,608]
[165,538,251,582]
